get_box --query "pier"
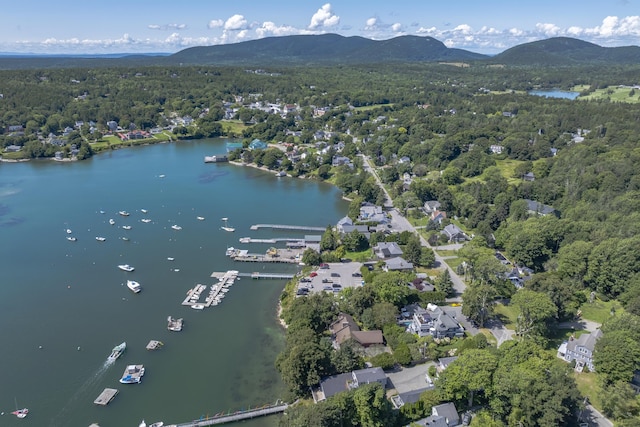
[238,272,296,279]
[94,388,118,406]
[174,402,289,426]
[250,224,325,232]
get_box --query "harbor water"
[0,138,348,426]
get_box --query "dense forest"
[3,59,640,425]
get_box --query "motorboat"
[140,209,148,214]
[139,420,147,427]
[167,257,175,261]
[67,236,77,242]
[191,304,205,310]
[119,364,145,384]
[66,228,72,234]
[197,216,205,221]
[109,218,115,225]
[107,342,126,362]
[127,280,142,293]
[96,236,106,242]
[141,218,151,223]
[171,225,182,230]
[122,237,130,241]
[221,218,235,232]
[11,408,28,419]
[149,422,164,427]
[99,210,106,214]
[118,264,135,272]
[167,316,183,331]
[122,225,132,230]
[118,211,130,217]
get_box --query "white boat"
[119,364,145,384]
[118,264,135,272]
[127,280,142,293]
[119,211,130,217]
[141,218,152,223]
[158,174,165,178]
[67,236,77,242]
[167,316,183,332]
[221,218,235,232]
[66,228,72,234]
[109,218,115,225]
[12,398,27,418]
[140,209,148,214]
[191,304,205,310]
[149,422,164,427]
[107,342,126,362]
[167,257,175,261]
[139,420,147,427]
[171,225,182,230]
[197,216,205,221]
[99,210,106,214]
[96,236,106,242]
[122,225,132,230]
[122,237,130,241]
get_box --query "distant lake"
[528,89,580,100]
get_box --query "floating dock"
[94,388,119,406]
[168,316,184,331]
[226,248,302,264]
[146,340,164,350]
[182,284,207,306]
[238,272,296,279]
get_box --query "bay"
[0,138,348,426]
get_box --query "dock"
[182,284,207,306]
[250,224,325,232]
[94,388,118,406]
[174,401,289,426]
[146,340,164,350]
[168,316,184,331]
[238,272,296,279]
[226,247,303,264]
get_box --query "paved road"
[580,404,614,427]
[361,155,513,345]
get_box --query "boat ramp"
[94,388,118,406]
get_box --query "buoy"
[39,345,43,349]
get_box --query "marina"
[94,388,119,406]
[181,271,240,309]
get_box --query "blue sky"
[2,1,639,54]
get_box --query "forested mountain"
[169,34,488,65]
[0,34,638,69]
[492,36,640,65]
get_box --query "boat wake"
[50,360,113,425]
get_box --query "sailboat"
[11,398,28,418]
[221,217,235,232]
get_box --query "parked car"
[331,272,340,277]
[332,283,342,289]
[309,272,318,277]
[352,272,362,277]
[323,285,333,291]
[319,263,329,269]
[322,278,333,283]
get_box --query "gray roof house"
[407,304,464,339]
[423,200,441,214]
[317,372,352,401]
[440,224,468,242]
[524,199,556,216]
[373,242,403,259]
[359,203,387,223]
[351,367,387,388]
[408,402,460,427]
[437,356,459,373]
[392,387,434,409]
[383,257,414,272]
[557,329,603,372]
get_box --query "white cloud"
[224,14,248,31]
[148,23,187,31]
[535,23,561,36]
[365,17,377,30]
[255,21,304,38]
[391,23,402,33]
[309,3,340,30]
[207,19,224,29]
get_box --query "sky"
[2,1,640,55]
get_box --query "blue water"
[0,138,348,426]
[528,89,580,100]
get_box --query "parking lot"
[296,261,365,296]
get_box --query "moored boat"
[118,264,134,272]
[122,225,132,230]
[96,236,106,242]
[66,228,72,234]
[107,342,126,362]
[191,304,205,310]
[67,236,77,242]
[109,218,115,225]
[127,280,142,293]
[171,224,182,230]
[119,364,145,384]
[141,218,151,223]
[118,211,130,217]
[11,408,28,419]
[149,422,164,427]
[197,216,205,221]
[167,316,183,331]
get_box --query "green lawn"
[493,302,518,330]
[547,328,589,350]
[352,103,394,111]
[579,86,640,103]
[579,294,624,324]
[435,250,457,257]
[344,248,373,262]
[220,120,249,135]
[574,372,604,411]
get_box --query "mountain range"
[0,34,639,69]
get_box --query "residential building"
[408,402,460,426]
[373,242,403,259]
[383,257,414,272]
[524,199,556,216]
[350,367,387,388]
[557,329,603,372]
[329,313,384,349]
[423,200,441,215]
[440,224,468,242]
[407,305,464,339]
[430,210,447,224]
[436,356,459,373]
[490,145,504,154]
[359,203,387,223]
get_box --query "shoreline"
[277,301,288,329]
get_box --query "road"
[361,155,513,344]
